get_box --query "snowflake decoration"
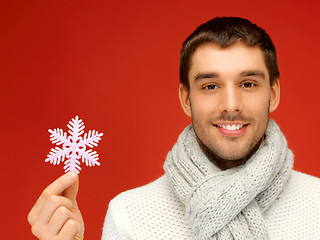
[45,116,103,174]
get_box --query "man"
[28,17,320,239]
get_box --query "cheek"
[190,94,218,120]
[243,93,271,117]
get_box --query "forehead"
[189,42,269,80]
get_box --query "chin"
[196,131,265,164]
[214,135,264,162]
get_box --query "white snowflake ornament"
[45,116,103,174]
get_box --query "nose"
[219,85,241,114]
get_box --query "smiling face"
[179,42,280,168]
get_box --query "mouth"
[213,122,249,136]
[216,124,245,130]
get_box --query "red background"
[1,0,320,239]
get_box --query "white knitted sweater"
[102,171,320,239]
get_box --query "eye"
[241,82,255,88]
[204,84,218,90]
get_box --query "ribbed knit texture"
[102,172,320,239]
[102,120,320,239]
[163,120,293,239]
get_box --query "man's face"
[179,42,280,162]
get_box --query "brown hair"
[180,17,280,89]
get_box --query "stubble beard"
[191,111,269,169]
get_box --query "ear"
[269,79,280,113]
[179,83,192,118]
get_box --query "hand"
[28,172,85,240]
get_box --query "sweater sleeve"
[101,195,132,240]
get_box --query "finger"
[43,206,74,238]
[30,195,73,237]
[36,195,73,227]
[44,172,78,197]
[59,219,82,240]
[62,172,79,204]
[28,172,77,225]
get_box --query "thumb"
[62,172,79,204]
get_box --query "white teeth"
[218,124,243,130]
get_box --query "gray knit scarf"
[164,119,293,239]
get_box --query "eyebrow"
[193,70,266,81]
[194,72,219,80]
[239,70,265,79]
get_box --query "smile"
[214,122,248,137]
[217,124,244,130]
